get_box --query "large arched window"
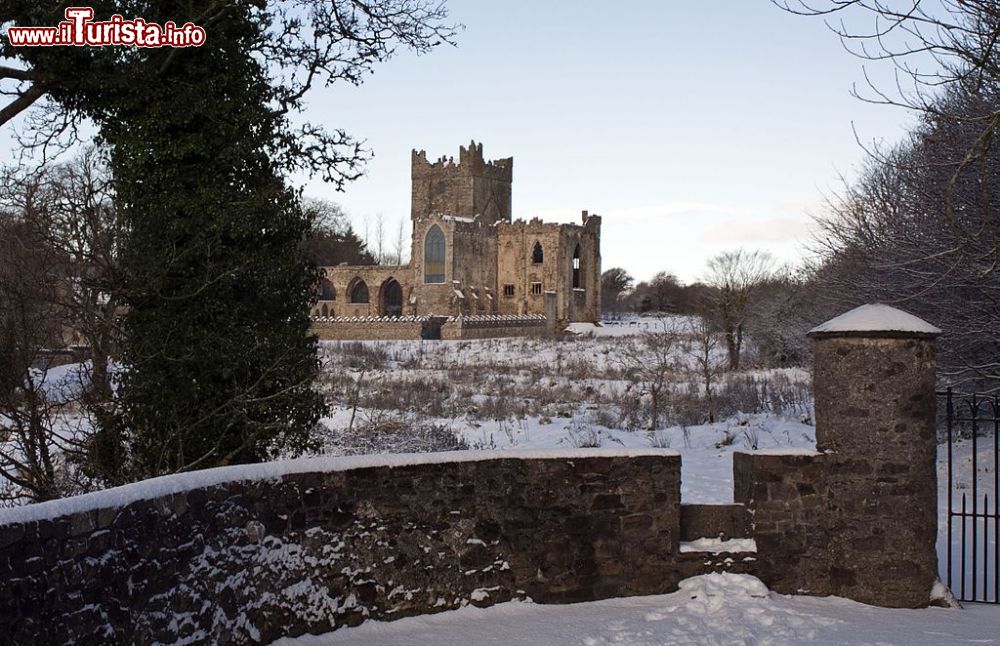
[532,241,544,264]
[317,278,336,301]
[424,225,446,284]
[349,279,370,303]
[572,244,582,289]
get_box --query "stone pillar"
[807,303,941,606]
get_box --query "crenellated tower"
[410,140,513,225]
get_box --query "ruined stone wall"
[496,219,564,317]
[0,451,682,645]
[496,212,601,324]
[450,221,498,314]
[409,216,466,315]
[440,315,549,340]
[564,212,601,323]
[312,316,429,341]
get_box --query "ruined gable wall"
[496,219,564,316]
[496,212,602,325]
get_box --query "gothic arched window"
[318,278,336,301]
[532,241,544,264]
[349,279,370,303]
[572,244,582,289]
[424,225,446,284]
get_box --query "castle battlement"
[411,140,513,224]
[496,210,602,235]
[412,140,512,182]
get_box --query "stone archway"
[380,278,403,317]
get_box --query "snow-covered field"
[314,320,814,503]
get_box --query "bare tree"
[683,317,725,424]
[0,149,127,493]
[776,0,1000,263]
[1,2,458,185]
[372,213,387,264]
[392,217,409,266]
[617,322,681,430]
[704,250,776,370]
[301,199,376,266]
[0,209,87,502]
[811,84,1000,387]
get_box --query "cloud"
[701,216,816,244]
[525,201,747,224]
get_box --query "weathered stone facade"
[311,141,601,338]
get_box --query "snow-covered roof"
[808,304,941,337]
[0,449,678,526]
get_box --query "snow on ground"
[273,573,1000,646]
[319,406,816,504]
[566,316,699,337]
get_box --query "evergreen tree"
[105,7,324,472]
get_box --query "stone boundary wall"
[0,450,689,645]
[310,315,549,340]
[312,316,428,341]
[733,450,936,607]
[441,314,548,340]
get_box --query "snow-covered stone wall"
[0,451,686,644]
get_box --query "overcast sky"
[297,0,917,283]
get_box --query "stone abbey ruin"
[310,141,602,339]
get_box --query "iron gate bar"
[972,394,977,600]
[941,388,1000,603]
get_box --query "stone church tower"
[410,140,513,224]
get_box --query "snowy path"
[273,573,1000,646]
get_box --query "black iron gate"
[943,388,1000,603]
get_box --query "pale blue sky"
[299,0,915,282]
